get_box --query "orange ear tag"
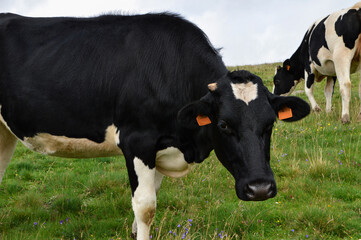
[278,107,293,120]
[196,115,212,126]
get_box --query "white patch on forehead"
[155,147,194,178]
[230,82,258,105]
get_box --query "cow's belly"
[156,147,194,178]
[315,47,336,76]
[20,125,122,158]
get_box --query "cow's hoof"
[313,105,322,113]
[341,114,350,124]
[325,107,333,113]
[131,232,137,239]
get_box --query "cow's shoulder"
[308,16,330,66]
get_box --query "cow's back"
[0,13,226,153]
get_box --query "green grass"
[0,63,360,239]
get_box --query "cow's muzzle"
[237,179,277,201]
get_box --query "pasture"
[0,63,360,239]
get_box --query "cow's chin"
[235,180,277,201]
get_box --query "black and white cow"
[0,13,310,239]
[273,2,361,123]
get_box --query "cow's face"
[178,70,310,201]
[273,59,301,95]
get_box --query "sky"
[0,0,354,66]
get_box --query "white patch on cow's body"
[0,106,15,135]
[1,105,122,158]
[230,82,258,105]
[0,105,18,185]
[155,147,193,178]
[315,46,336,76]
[132,157,156,240]
[21,125,122,158]
[115,128,120,146]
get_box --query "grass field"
[0,63,360,239]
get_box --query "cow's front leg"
[305,72,321,112]
[127,156,157,240]
[324,76,336,113]
[132,169,163,239]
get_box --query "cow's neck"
[288,46,306,81]
[178,127,214,164]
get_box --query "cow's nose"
[244,181,275,201]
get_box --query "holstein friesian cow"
[0,13,310,239]
[273,2,361,124]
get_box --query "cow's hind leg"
[0,121,17,185]
[334,49,353,124]
[324,76,336,113]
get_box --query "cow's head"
[273,59,302,95]
[178,70,310,201]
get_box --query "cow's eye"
[274,79,280,85]
[218,120,227,129]
[218,120,232,135]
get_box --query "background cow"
[0,13,310,239]
[273,2,361,124]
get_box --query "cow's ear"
[178,94,214,129]
[269,95,310,122]
[283,59,291,71]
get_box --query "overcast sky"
[0,0,354,66]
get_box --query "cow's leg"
[131,169,163,239]
[334,52,352,124]
[304,72,321,112]
[0,122,17,185]
[123,147,157,240]
[358,76,361,121]
[324,76,336,113]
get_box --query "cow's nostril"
[245,182,273,201]
[244,184,255,199]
